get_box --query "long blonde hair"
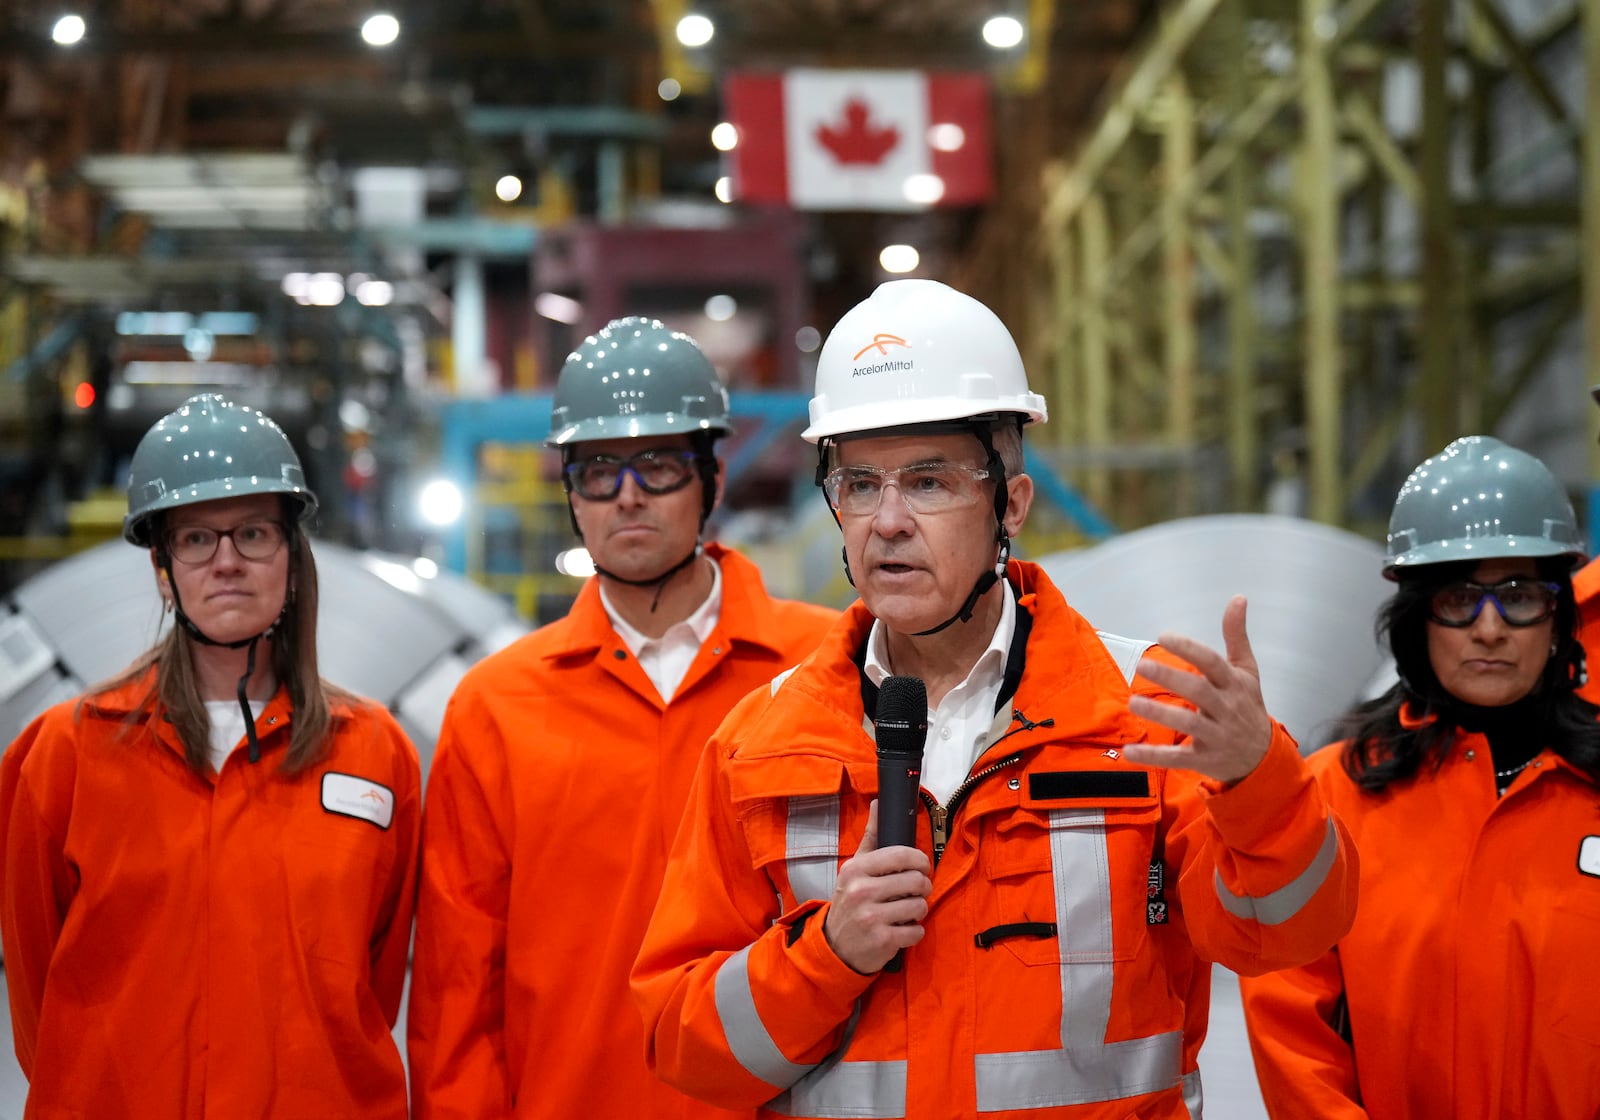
[92,517,350,776]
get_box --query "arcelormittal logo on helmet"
[850,333,913,378]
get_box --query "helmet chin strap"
[592,543,704,614]
[162,554,288,764]
[821,420,1016,639]
[911,540,1008,637]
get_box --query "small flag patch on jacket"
[321,772,394,829]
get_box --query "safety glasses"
[563,448,698,501]
[822,462,992,517]
[1426,578,1561,628]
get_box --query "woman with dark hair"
[0,394,420,1119]
[1240,435,1600,1119]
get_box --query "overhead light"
[658,78,682,102]
[535,292,583,324]
[339,399,373,432]
[879,244,920,274]
[705,294,737,322]
[795,326,822,353]
[676,14,714,47]
[982,16,1025,49]
[354,279,394,306]
[52,14,86,45]
[713,176,733,204]
[495,174,523,202]
[418,479,464,527]
[928,123,966,152]
[306,273,346,307]
[183,328,216,361]
[555,548,596,578]
[902,174,946,205]
[710,122,739,151]
[362,12,400,46]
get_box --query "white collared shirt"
[863,587,1016,805]
[203,695,273,773]
[600,557,723,703]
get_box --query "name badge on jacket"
[321,772,395,829]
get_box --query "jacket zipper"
[925,751,1023,866]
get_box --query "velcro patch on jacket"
[321,772,395,829]
[1028,770,1150,800]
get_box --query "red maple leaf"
[815,98,899,165]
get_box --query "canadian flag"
[723,69,992,211]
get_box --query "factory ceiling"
[1,0,1153,308]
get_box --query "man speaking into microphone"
[633,281,1355,1119]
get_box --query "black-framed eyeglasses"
[163,519,288,565]
[563,448,699,501]
[1426,578,1561,628]
[822,462,992,517]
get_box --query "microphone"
[875,675,928,973]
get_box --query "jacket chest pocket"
[980,799,1161,968]
[739,792,851,912]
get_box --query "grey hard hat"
[124,393,318,547]
[1384,434,1585,578]
[545,317,731,447]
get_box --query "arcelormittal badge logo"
[851,333,913,377]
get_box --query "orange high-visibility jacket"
[631,561,1356,1120]
[1575,557,1600,705]
[0,669,421,1120]
[1238,721,1600,1120]
[407,544,837,1120]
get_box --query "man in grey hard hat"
[408,317,838,1120]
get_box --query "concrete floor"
[0,965,1267,1118]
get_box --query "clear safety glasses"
[822,462,992,517]
[1426,578,1561,628]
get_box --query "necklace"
[1494,756,1536,780]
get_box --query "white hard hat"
[803,279,1048,443]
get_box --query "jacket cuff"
[780,901,879,1014]
[1200,722,1322,848]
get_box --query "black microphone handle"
[875,754,922,852]
[876,753,921,974]
[874,674,929,975]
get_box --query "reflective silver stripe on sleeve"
[1182,1068,1204,1118]
[786,795,840,904]
[1213,817,1340,926]
[768,1058,908,1118]
[975,809,1182,1111]
[769,793,907,1119]
[713,945,817,1090]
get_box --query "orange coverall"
[1238,717,1600,1119]
[1575,556,1600,705]
[407,543,837,1119]
[0,670,421,1119]
[632,560,1356,1119]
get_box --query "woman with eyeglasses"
[1239,434,1600,1120]
[0,394,420,1119]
